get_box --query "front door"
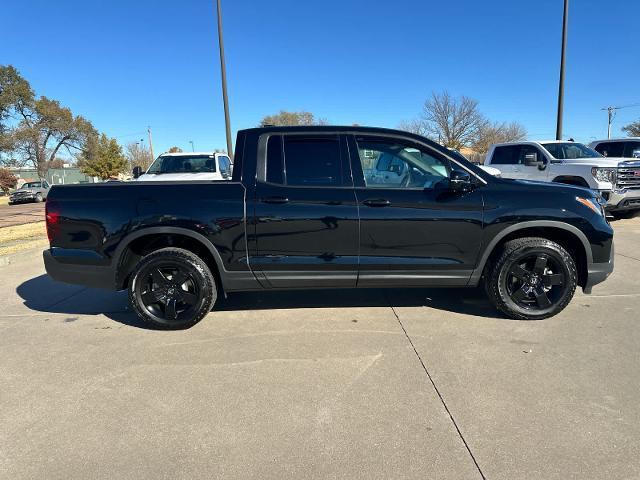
[349,134,484,287]
[251,133,359,288]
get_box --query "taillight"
[45,202,60,242]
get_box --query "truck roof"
[159,151,223,157]
[239,125,422,136]
[589,137,640,143]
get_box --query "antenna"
[601,103,640,139]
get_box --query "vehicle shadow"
[16,274,507,329]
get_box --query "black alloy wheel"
[485,237,578,320]
[129,247,216,329]
[504,253,566,310]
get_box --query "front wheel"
[485,237,577,320]
[128,247,217,329]
[35,193,43,203]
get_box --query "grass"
[0,221,48,256]
[0,196,9,206]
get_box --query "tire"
[35,193,43,203]
[128,247,217,329]
[484,237,577,320]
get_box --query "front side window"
[356,137,450,189]
[491,145,521,164]
[593,142,623,157]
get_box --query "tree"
[78,134,127,180]
[0,65,96,177]
[168,146,183,153]
[419,91,487,150]
[473,121,527,156]
[126,142,153,171]
[259,110,327,127]
[0,167,17,194]
[622,120,640,137]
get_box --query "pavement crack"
[389,305,487,480]
[617,252,640,263]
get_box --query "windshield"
[541,142,603,160]
[22,182,41,189]
[146,155,217,174]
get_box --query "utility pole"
[147,126,155,160]
[215,0,233,159]
[601,104,640,139]
[555,0,569,140]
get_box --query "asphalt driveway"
[0,218,639,479]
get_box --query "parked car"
[44,126,614,329]
[134,152,233,181]
[485,140,640,214]
[589,138,640,159]
[9,180,50,205]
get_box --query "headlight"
[591,167,617,184]
[576,196,604,216]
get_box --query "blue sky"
[2,0,639,156]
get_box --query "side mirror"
[524,152,545,169]
[132,166,143,179]
[449,170,473,192]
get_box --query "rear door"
[349,134,484,287]
[250,133,359,288]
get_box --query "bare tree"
[473,121,528,156]
[125,142,153,172]
[397,118,428,137]
[419,91,487,150]
[260,110,327,127]
[168,146,183,153]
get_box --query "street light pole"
[215,0,233,159]
[555,0,569,140]
[189,140,195,152]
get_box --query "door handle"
[261,196,289,204]
[363,198,391,207]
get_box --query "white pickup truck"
[133,152,233,182]
[485,140,640,214]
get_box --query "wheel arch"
[470,221,593,288]
[551,175,590,187]
[113,227,227,290]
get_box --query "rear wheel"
[35,193,43,203]
[128,247,216,329]
[485,237,577,320]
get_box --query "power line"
[601,103,640,139]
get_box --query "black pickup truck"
[44,126,614,328]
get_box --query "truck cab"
[135,152,233,182]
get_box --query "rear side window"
[491,146,520,164]
[594,142,624,157]
[266,135,343,187]
[282,135,343,187]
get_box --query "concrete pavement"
[1,219,639,479]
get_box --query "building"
[9,166,97,187]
